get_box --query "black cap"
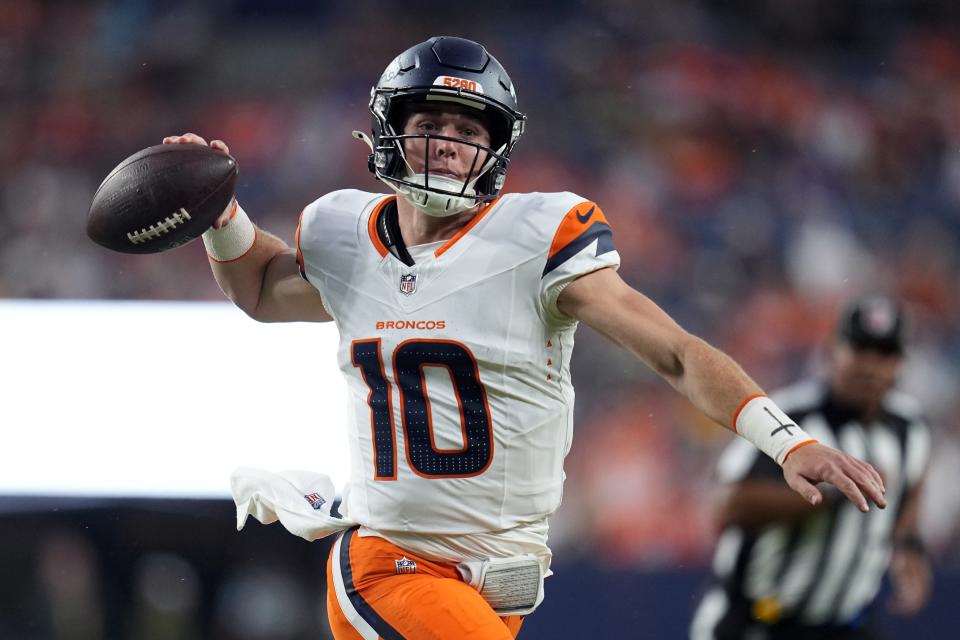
[837,296,906,355]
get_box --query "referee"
[690,296,932,640]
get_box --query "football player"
[164,36,886,639]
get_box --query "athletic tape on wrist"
[202,200,256,262]
[734,395,818,465]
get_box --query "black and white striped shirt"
[692,380,931,635]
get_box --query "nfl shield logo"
[395,556,417,574]
[303,493,326,510]
[399,273,417,295]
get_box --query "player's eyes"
[414,120,480,139]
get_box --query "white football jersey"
[296,189,619,563]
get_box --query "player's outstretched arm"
[558,267,886,512]
[162,133,332,323]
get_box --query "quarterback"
[164,37,886,639]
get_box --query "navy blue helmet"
[360,36,526,216]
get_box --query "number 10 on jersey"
[351,338,494,480]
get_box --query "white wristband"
[734,395,817,465]
[202,199,256,262]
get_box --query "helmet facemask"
[367,91,517,217]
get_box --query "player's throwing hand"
[163,132,233,229]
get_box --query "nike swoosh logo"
[576,205,595,224]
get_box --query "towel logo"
[304,492,326,510]
[395,556,418,574]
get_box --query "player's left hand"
[781,443,886,512]
[888,547,932,615]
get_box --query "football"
[86,143,238,254]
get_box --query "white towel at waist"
[230,466,356,541]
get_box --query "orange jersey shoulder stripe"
[542,200,615,276]
[547,201,609,260]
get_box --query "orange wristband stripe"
[732,393,767,434]
[782,439,818,463]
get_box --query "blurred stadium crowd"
[2,0,960,635]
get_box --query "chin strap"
[351,130,482,218]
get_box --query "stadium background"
[3,0,960,637]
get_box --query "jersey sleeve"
[295,200,321,288]
[294,205,312,282]
[539,199,620,322]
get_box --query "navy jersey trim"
[542,221,615,277]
